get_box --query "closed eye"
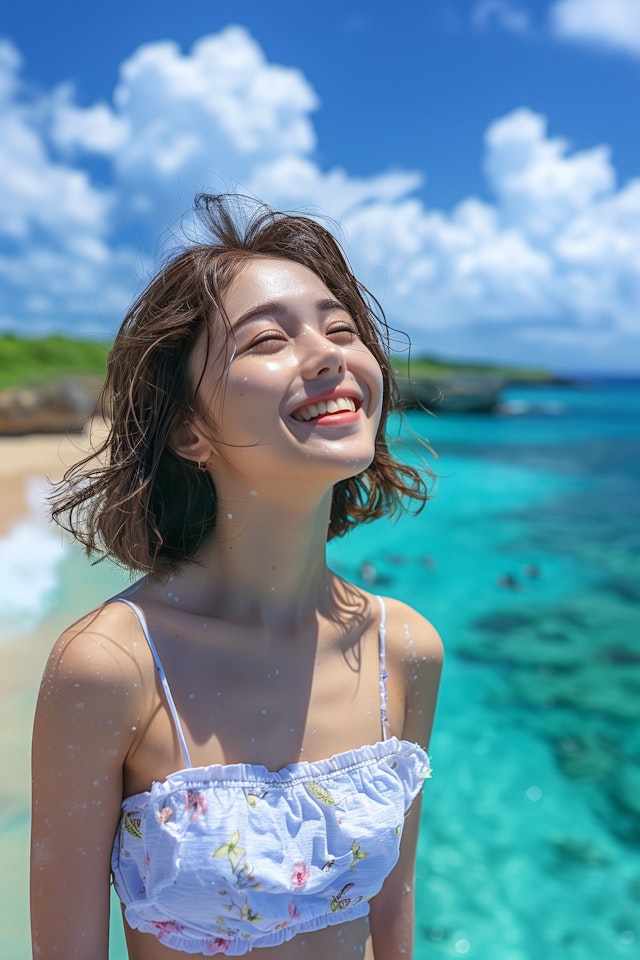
[245,330,288,352]
[326,322,360,343]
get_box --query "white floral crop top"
[111,597,431,956]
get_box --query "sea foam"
[0,477,67,640]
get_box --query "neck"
[164,483,337,631]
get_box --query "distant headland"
[0,333,564,434]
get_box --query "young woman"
[31,195,443,959]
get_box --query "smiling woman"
[32,194,443,960]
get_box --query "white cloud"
[111,28,318,191]
[0,42,112,243]
[50,85,130,154]
[248,155,423,222]
[1,28,639,369]
[550,0,640,57]
[0,40,134,333]
[473,1,531,34]
[484,108,615,236]
[339,106,640,363]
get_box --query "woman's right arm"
[31,607,142,960]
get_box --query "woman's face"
[194,257,384,491]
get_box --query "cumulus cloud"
[0,40,134,335]
[484,108,615,236]
[550,0,640,57]
[340,107,640,361]
[0,26,639,369]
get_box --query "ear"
[168,420,214,466]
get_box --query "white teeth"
[294,397,357,421]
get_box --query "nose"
[298,329,345,380]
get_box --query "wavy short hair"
[51,194,431,577]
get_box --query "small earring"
[197,459,209,471]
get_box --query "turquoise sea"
[1,379,639,959]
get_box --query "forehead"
[222,257,335,322]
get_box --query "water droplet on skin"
[270,586,276,592]
[250,490,257,496]
[131,726,137,732]
[75,702,84,709]
[261,709,267,715]
[189,693,196,699]
[275,668,280,675]
[227,513,233,520]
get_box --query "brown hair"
[51,194,432,577]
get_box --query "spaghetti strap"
[114,597,192,768]
[375,595,389,741]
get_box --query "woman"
[31,195,443,959]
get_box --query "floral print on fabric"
[112,737,430,956]
[291,862,310,889]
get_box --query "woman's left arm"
[369,602,443,959]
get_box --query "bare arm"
[30,607,142,960]
[369,602,443,959]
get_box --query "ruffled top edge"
[122,736,430,809]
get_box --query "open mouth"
[292,396,359,422]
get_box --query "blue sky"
[1,0,639,373]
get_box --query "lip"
[289,388,364,422]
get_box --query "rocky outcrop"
[396,374,506,413]
[0,377,100,435]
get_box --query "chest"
[125,614,404,796]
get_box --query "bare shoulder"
[380,595,444,664]
[375,595,444,748]
[37,599,151,732]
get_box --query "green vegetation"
[0,334,555,392]
[392,353,555,383]
[0,334,112,390]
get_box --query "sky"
[1,0,639,373]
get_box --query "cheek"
[217,371,283,435]
[364,357,385,415]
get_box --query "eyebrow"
[231,297,349,331]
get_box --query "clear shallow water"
[1,380,638,959]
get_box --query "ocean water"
[1,379,638,959]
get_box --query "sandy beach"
[0,421,106,535]
[0,422,113,955]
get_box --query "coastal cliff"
[0,334,561,433]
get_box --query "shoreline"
[0,421,106,536]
